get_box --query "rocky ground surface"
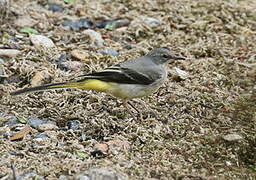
[0,0,255,179]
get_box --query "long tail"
[10,82,83,96]
[10,79,112,96]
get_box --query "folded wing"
[77,65,157,85]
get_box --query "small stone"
[62,18,94,31]
[16,172,44,180]
[93,143,108,154]
[92,140,130,156]
[34,133,49,139]
[32,136,51,144]
[28,117,47,129]
[47,2,63,12]
[59,61,82,71]
[75,168,128,180]
[30,34,55,48]
[75,175,90,180]
[67,120,80,130]
[59,175,68,180]
[71,50,89,61]
[222,134,243,142]
[83,30,104,47]
[96,19,130,29]
[99,49,119,57]
[15,34,24,39]
[77,18,94,29]
[38,123,58,132]
[171,67,189,81]
[0,49,21,57]
[30,70,50,87]
[140,16,161,27]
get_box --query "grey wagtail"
[10,47,185,118]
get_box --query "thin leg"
[123,100,137,120]
[127,100,144,120]
[127,101,140,114]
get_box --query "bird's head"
[147,47,185,64]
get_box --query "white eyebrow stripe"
[101,69,123,73]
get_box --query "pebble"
[34,133,49,139]
[62,18,130,31]
[93,143,109,155]
[83,30,104,47]
[96,19,130,30]
[75,168,128,180]
[92,140,130,156]
[47,2,63,12]
[222,134,243,142]
[71,50,89,61]
[15,34,24,39]
[62,18,94,31]
[16,172,44,180]
[59,175,68,180]
[99,49,119,57]
[171,67,189,81]
[140,16,162,27]
[32,134,50,144]
[30,34,55,48]
[28,117,47,129]
[38,123,58,132]
[0,49,21,57]
[30,70,50,87]
[59,61,82,71]
[67,120,80,130]
[57,54,83,71]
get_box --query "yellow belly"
[80,79,114,92]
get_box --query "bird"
[10,47,185,119]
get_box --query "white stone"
[30,34,55,48]
[0,49,21,57]
[140,16,162,27]
[82,30,104,47]
[222,134,243,142]
[172,67,189,80]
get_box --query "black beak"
[172,55,185,60]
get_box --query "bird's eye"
[162,54,169,58]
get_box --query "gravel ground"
[0,0,255,179]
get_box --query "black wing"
[77,65,156,85]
